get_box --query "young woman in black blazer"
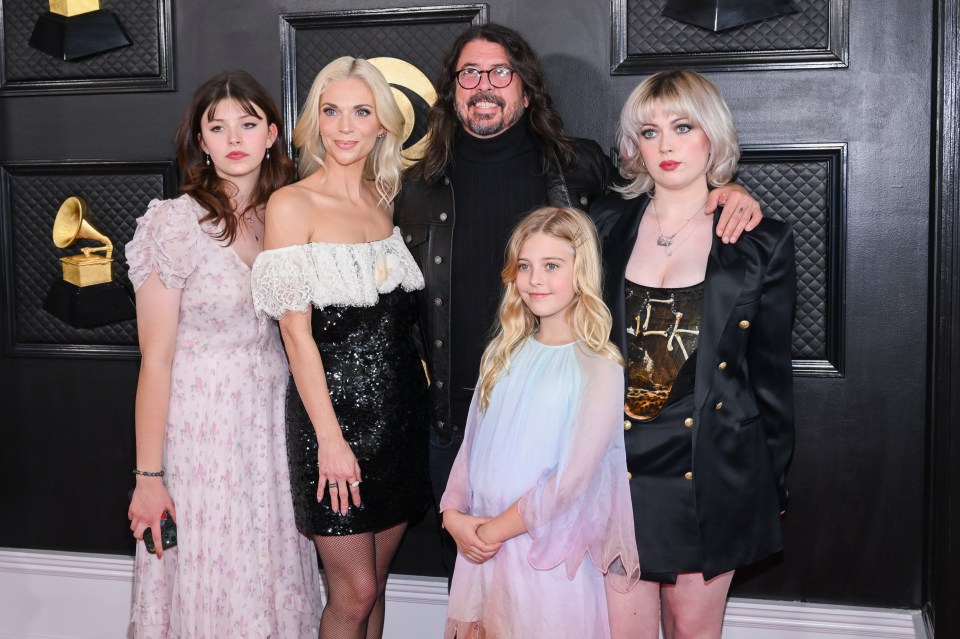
[592,70,796,639]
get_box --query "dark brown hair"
[174,70,295,244]
[412,23,577,185]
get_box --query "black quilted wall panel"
[739,145,846,375]
[0,161,177,357]
[0,0,174,93]
[612,0,847,72]
[293,23,465,110]
[280,6,486,152]
[629,0,828,54]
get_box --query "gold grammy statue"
[53,196,114,287]
[42,195,135,328]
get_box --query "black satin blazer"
[591,193,797,578]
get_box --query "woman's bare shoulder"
[268,180,317,212]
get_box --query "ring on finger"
[349,480,361,488]
[328,481,338,488]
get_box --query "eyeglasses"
[454,67,516,89]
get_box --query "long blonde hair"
[292,56,404,205]
[476,206,623,411]
[615,69,740,199]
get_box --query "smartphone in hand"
[143,510,177,554]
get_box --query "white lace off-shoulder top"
[251,227,425,319]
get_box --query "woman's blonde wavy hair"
[292,56,404,205]
[476,206,623,412]
[614,69,740,199]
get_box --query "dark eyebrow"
[458,62,510,68]
[206,113,260,123]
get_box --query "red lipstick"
[659,160,680,171]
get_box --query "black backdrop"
[1,0,954,631]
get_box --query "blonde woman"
[439,206,640,639]
[593,69,796,639]
[251,57,430,639]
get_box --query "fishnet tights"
[313,522,408,639]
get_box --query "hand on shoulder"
[706,185,763,244]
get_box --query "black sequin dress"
[252,228,431,535]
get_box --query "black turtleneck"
[447,117,548,426]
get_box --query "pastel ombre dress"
[126,195,321,638]
[440,336,640,639]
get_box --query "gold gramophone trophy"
[42,196,136,328]
[54,196,113,286]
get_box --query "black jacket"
[592,192,797,578]
[394,137,612,440]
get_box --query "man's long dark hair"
[174,70,295,244]
[413,23,577,185]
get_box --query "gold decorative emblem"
[368,57,437,166]
[52,196,114,287]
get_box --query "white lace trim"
[251,227,425,319]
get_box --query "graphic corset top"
[623,280,704,421]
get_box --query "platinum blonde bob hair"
[476,206,623,412]
[292,56,404,205]
[615,69,740,199]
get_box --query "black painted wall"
[0,0,938,612]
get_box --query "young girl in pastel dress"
[439,206,641,638]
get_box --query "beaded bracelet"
[133,469,165,477]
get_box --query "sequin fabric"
[286,289,430,534]
[251,235,431,536]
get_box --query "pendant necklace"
[661,218,703,257]
[653,198,706,249]
[242,213,259,242]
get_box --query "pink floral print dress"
[126,195,321,638]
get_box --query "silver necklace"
[651,200,707,248]
[242,212,260,242]
[652,198,706,248]
[651,200,707,257]
[661,217,704,257]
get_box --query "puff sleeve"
[125,197,204,291]
[250,246,316,319]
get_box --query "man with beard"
[393,23,761,576]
